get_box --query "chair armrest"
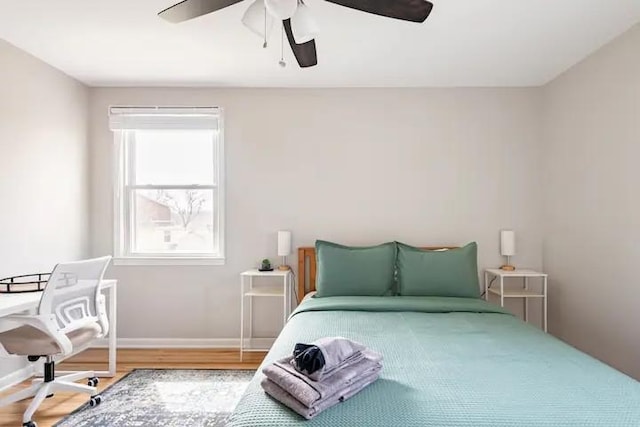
[97,294,109,337]
[0,314,73,355]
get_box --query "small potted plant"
[259,258,273,272]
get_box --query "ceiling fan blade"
[158,0,243,23]
[325,0,433,23]
[283,19,318,68]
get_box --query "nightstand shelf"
[243,286,285,297]
[487,288,545,298]
[485,268,548,332]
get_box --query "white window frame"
[110,107,225,266]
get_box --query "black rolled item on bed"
[293,343,326,375]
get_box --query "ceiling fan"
[158,0,434,68]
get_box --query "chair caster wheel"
[87,377,99,387]
[23,421,37,427]
[89,395,103,407]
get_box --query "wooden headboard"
[296,245,459,303]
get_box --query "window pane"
[132,189,216,254]
[133,130,215,185]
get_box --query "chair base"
[0,364,101,425]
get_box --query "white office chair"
[0,256,112,427]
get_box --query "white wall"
[89,87,543,340]
[0,40,89,378]
[542,24,640,378]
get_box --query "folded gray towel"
[263,349,383,408]
[261,370,380,420]
[293,337,367,381]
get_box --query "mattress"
[228,296,640,426]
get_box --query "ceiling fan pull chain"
[262,2,268,48]
[279,23,286,67]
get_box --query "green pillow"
[315,240,397,297]
[396,242,480,298]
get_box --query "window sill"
[112,257,226,266]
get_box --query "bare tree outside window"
[157,189,206,230]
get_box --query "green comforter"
[228,296,640,426]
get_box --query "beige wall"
[0,40,89,379]
[542,24,640,378]
[89,87,544,340]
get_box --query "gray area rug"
[54,369,255,427]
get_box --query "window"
[109,107,224,265]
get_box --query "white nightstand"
[240,269,293,360]
[484,268,548,332]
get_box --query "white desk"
[0,280,117,386]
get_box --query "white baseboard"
[0,364,34,393]
[91,337,275,349]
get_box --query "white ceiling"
[0,0,638,87]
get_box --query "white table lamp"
[277,230,292,271]
[500,230,516,271]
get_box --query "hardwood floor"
[0,348,266,427]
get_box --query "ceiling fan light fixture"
[265,0,298,20]
[242,0,274,39]
[291,1,318,44]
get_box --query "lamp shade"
[265,0,298,20]
[242,0,274,38]
[277,231,292,256]
[291,2,318,44]
[500,230,515,256]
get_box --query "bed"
[228,246,640,426]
